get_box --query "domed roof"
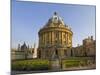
[44,12,65,27]
[50,12,64,24]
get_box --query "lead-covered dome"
[44,12,66,28]
[50,12,64,25]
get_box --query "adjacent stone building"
[37,12,73,59]
[11,42,35,60]
[83,36,96,56]
[72,36,96,57]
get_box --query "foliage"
[63,59,88,68]
[63,60,79,68]
[12,59,49,71]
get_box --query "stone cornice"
[38,27,73,35]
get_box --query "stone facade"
[11,42,34,60]
[11,50,26,60]
[37,12,73,59]
[83,36,96,56]
[72,36,96,57]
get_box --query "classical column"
[43,33,45,46]
[67,32,68,45]
[61,32,63,45]
[65,32,67,44]
[67,32,69,45]
[42,34,44,46]
[65,32,67,45]
[45,32,47,45]
[59,31,61,45]
[58,31,60,43]
[50,31,52,45]
[44,33,46,44]
[48,32,49,44]
[70,34,72,47]
[52,31,54,45]
[49,31,51,44]
[41,34,43,45]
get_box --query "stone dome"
[50,12,64,25]
[44,12,65,28]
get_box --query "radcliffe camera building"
[37,12,96,59]
[37,12,73,59]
